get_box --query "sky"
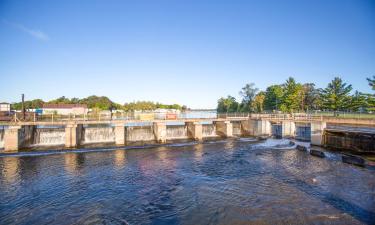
[0,0,374,108]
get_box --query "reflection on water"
[1,157,20,185]
[114,150,126,169]
[0,139,375,225]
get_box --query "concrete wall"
[324,130,375,153]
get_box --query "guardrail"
[1,112,374,125]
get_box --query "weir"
[0,117,373,152]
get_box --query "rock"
[289,141,295,146]
[310,149,325,158]
[296,145,307,151]
[342,154,365,167]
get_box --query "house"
[42,104,88,115]
[0,102,10,112]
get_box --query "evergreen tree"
[320,77,352,112]
[367,76,375,91]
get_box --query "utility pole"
[22,94,26,120]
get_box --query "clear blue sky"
[0,0,374,108]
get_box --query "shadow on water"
[273,162,375,224]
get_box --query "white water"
[83,126,115,144]
[166,125,188,139]
[33,128,65,146]
[202,124,218,137]
[126,126,155,142]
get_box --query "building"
[0,102,11,112]
[42,104,88,115]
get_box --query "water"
[33,128,65,146]
[83,126,115,144]
[0,139,374,225]
[166,125,188,139]
[202,124,218,137]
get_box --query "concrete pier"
[186,122,203,141]
[153,122,167,143]
[310,121,326,146]
[250,119,271,137]
[282,121,295,138]
[65,124,78,148]
[114,124,125,145]
[216,121,233,137]
[4,126,21,151]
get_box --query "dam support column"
[4,126,21,152]
[310,121,326,146]
[65,124,78,148]
[282,121,295,138]
[186,122,203,141]
[216,121,233,138]
[249,119,271,137]
[153,122,167,143]
[240,120,251,136]
[114,124,125,145]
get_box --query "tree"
[320,77,352,113]
[280,77,304,113]
[252,92,265,113]
[349,91,368,112]
[367,76,375,91]
[217,96,239,113]
[302,83,320,111]
[264,85,284,111]
[239,83,258,112]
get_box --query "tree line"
[10,95,187,111]
[217,76,375,113]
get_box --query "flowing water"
[202,124,218,137]
[166,125,188,139]
[0,139,374,225]
[82,126,115,144]
[33,128,66,146]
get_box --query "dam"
[1,115,374,154]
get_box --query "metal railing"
[1,111,374,124]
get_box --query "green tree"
[264,85,284,111]
[239,83,258,112]
[217,96,239,113]
[302,83,320,111]
[280,77,304,113]
[349,91,368,112]
[251,92,265,113]
[367,76,375,91]
[320,77,352,113]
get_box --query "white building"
[0,102,10,112]
[42,104,88,115]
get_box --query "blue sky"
[0,0,374,108]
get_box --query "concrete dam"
[0,117,374,154]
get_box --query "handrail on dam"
[1,112,374,126]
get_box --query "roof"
[0,102,10,104]
[42,103,87,109]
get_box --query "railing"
[1,111,374,124]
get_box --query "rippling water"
[1,139,374,225]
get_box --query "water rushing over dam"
[0,139,374,225]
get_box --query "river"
[0,139,374,225]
